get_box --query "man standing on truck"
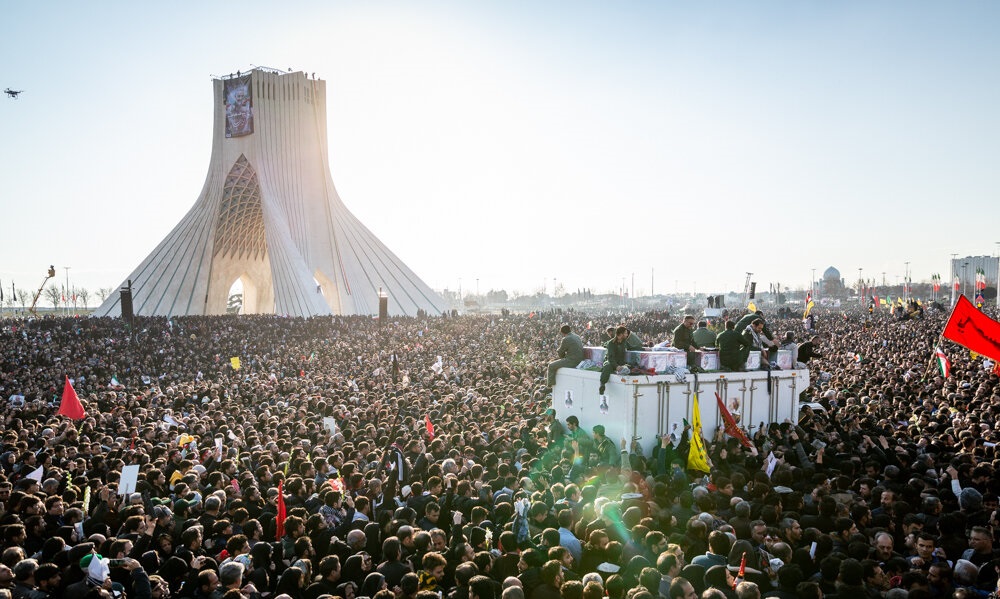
[672,314,700,368]
[717,320,751,371]
[544,324,584,395]
[599,326,629,395]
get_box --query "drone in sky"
[5,88,24,99]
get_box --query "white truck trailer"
[551,363,807,446]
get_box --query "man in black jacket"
[305,555,341,599]
[530,560,563,599]
[797,336,823,364]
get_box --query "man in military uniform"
[692,320,717,348]
[565,416,593,465]
[599,326,629,395]
[592,425,620,467]
[544,408,565,447]
[604,326,643,351]
[672,315,699,367]
[716,320,751,371]
[545,324,585,394]
[735,310,776,347]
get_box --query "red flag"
[715,393,751,448]
[733,552,746,589]
[275,479,287,540]
[425,415,435,440]
[943,295,1000,364]
[58,376,86,420]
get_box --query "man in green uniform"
[716,320,751,371]
[565,416,593,465]
[603,326,643,351]
[599,326,629,395]
[692,320,717,348]
[624,328,643,351]
[544,324,585,394]
[544,408,565,447]
[735,310,775,346]
[672,315,699,367]
[592,425,620,467]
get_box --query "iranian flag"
[935,346,950,378]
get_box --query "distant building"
[951,255,999,299]
[821,266,846,297]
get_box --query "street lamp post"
[904,261,910,301]
[963,263,969,298]
[858,268,863,300]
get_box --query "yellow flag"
[747,301,757,312]
[971,351,979,360]
[803,301,815,318]
[687,393,712,473]
[230,357,241,370]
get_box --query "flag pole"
[924,333,946,380]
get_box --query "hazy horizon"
[3,2,999,301]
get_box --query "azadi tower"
[94,68,447,318]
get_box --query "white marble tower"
[94,69,447,318]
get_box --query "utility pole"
[64,266,71,316]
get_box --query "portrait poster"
[224,75,254,138]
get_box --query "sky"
[2,1,999,301]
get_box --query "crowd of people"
[0,300,997,599]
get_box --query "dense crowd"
[0,301,997,599]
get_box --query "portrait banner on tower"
[224,75,254,138]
